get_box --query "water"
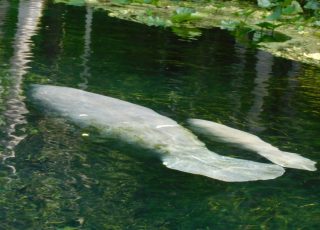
[0,1,319,229]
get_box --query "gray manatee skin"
[30,84,285,182]
[188,119,317,171]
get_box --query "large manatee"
[188,119,316,171]
[30,85,285,182]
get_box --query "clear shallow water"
[0,1,319,229]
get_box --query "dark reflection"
[36,1,65,65]
[228,42,247,119]
[0,0,9,36]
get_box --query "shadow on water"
[0,1,319,229]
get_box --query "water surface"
[0,1,319,229]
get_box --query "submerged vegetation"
[55,0,320,66]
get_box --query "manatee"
[30,85,285,182]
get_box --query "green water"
[0,0,319,229]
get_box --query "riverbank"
[58,0,320,67]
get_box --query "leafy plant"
[136,15,172,27]
[256,21,283,33]
[219,16,290,47]
[54,0,86,6]
[171,27,202,40]
[171,7,200,23]
[219,20,241,31]
[256,0,320,21]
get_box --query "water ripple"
[1,0,44,173]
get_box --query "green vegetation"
[108,0,320,23]
[54,0,320,66]
[256,0,319,21]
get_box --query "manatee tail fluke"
[162,150,285,182]
[259,150,317,171]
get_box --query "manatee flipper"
[258,150,316,171]
[188,119,317,172]
[162,151,285,182]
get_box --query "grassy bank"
[56,0,320,67]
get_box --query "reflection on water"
[229,42,247,119]
[0,1,319,229]
[78,6,92,90]
[247,51,273,132]
[297,66,320,117]
[0,0,9,36]
[1,0,44,172]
